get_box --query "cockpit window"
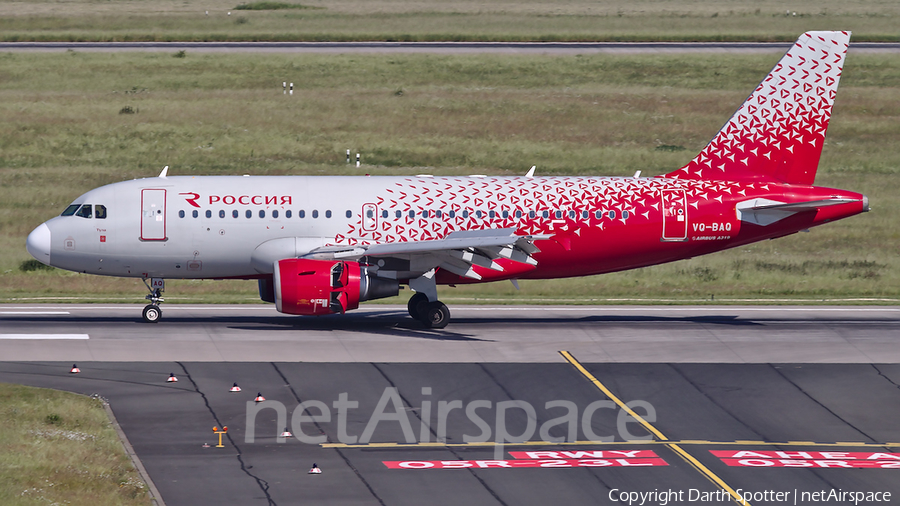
[61,204,80,216]
[95,205,107,219]
[74,205,93,219]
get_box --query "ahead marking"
[0,334,89,339]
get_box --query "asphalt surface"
[1,304,899,362]
[3,305,900,505]
[1,361,899,506]
[2,41,900,54]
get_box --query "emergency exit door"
[141,189,167,241]
[661,189,688,242]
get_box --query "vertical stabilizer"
[668,31,850,185]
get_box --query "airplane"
[26,31,867,328]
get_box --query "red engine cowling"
[274,259,398,316]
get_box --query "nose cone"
[26,223,52,265]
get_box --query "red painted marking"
[383,458,668,469]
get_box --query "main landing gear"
[142,278,165,323]
[407,293,450,329]
[407,272,450,329]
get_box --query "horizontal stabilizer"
[736,197,863,226]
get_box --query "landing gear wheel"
[420,301,450,329]
[142,304,162,323]
[407,292,429,320]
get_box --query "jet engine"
[273,258,399,315]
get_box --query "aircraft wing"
[303,228,551,280]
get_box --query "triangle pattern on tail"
[668,31,850,185]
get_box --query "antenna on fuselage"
[158,166,169,178]
[525,166,536,178]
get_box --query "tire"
[407,292,429,320]
[142,304,161,323]
[421,301,450,329]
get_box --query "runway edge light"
[167,373,178,382]
[254,392,266,402]
[69,364,80,374]
[230,383,241,392]
[281,428,293,438]
[309,463,322,474]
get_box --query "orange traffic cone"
[308,463,322,474]
[69,364,80,374]
[230,383,241,392]
[167,373,178,383]
[254,393,266,402]
[280,428,292,438]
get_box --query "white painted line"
[0,334,89,340]
[0,311,70,315]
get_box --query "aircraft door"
[141,189,167,241]
[661,189,687,242]
[362,203,378,232]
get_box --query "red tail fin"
[668,31,851,185]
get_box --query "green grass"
[0,0,899,42]
[0,383,150,506]
[1,51,898,303]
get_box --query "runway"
[2,41,900,54]
[1,304,898,363]
[3,304,899,505]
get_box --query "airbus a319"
[26,31,868,328]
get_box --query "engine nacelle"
[274,258,399,316]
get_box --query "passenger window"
[245,210,252,219]
[75,205,93,219]
[178,210,185,218]
[395,210,402,219]
[61,204,80,216]
[435,210,442,218]
[206,210,212,218]
[95,205,107,219]
[326,210,332,218]
[366,210,373,218]
[233,210,239,218]
[382,210,389,218]
[608,210,616,219]
[422,210,429,218]
[623,210,630,219]
[299,210,305,218]
[285,210,292,218]
[259,210,265,218]
[219,210,225,218]
[347,210,353,218]
[595,210,602,219]
[476,210,482,218]
[555,210,562,219]
[409,210,415,218]
[462,210,469,218]
[448,210,455,218]
[312,210,319,218]
[192,210,199,218]
[489,210,496,219]
[272,210,279,219]
[582,210,588,219]
[515,210,522,219]
[542,211,549,219]
[502,210,509,219]
[529,211,535,219]
[569,210,575,219]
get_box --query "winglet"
[158,166,169,178]
[525,166,536,178]
[667,31,851,185]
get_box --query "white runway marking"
[0,311,70,315]
[0,334,89,340]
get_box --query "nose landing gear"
[142,278,165,323]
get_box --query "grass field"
[1,0,899,42]
[1,50,897,304]
[0,383,150,506]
